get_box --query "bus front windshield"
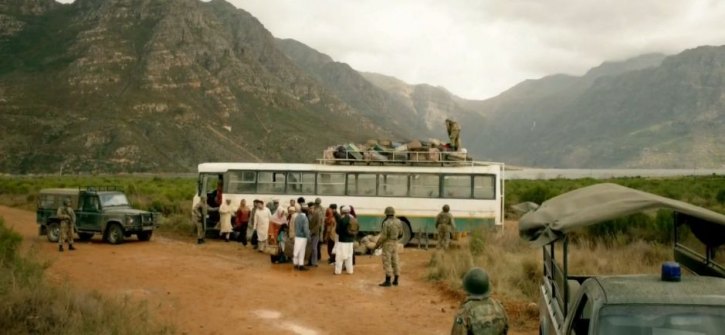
[598,305,725,335]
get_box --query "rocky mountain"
[0,0,396,173]
[463,48,725,168]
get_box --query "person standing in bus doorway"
[436,204,456,250]
[324,204,338,265]
[451,267,508,335]
[254,200,272,252]
[293,203,310,271]
[334,205,356,275]
[192,196,207,245]
[235,199,251,246]
[219,198,233,242]
[57,197,76,252]
[375,206,402,287]
[307,198,324,267]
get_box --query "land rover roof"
[39,188,79,196]
[519,183,725,246]
[593,275,725,306]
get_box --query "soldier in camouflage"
[57,198,76,252]
[192,196,207,244]
[375,206,402,287]
[451,267,508,335]
[436,204,455,250]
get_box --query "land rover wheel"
[47,222,60,242]
[137,231,153,241]
[104,224,124,245]
[78,232,94,241]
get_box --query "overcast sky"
[57,0,725,99]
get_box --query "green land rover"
[36,187,159,244]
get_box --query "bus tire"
[398,219,412,245]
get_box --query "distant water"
[505,168,725,180]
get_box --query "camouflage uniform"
[436,211,455,249]
[192,199,207,242]
[378,217,402,277]
[57,202,76,249]
[451,296,508,335]
[446,119,462,151]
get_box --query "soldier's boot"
[69,245,76,251]
[58,245,64,252]
[197,239,205,245]
[379,276,391,287]
[393,275,399,286]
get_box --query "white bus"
[194,160,504,244]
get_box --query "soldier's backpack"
[347,216,359,236]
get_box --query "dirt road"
[2,206,533,335]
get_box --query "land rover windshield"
[100,193,130,207]
[597,305,725,335]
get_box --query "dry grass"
[0,217,174,335]
[427,221,673,330]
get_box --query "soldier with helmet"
[192,196,207,244]
[436,204,456,250]
[57,197,76,252]
[374,206,402,287]
[451,267,509,335]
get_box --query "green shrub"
[0,217,173,334]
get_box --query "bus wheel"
[399,220,412,245]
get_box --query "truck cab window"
[572,294,593,335]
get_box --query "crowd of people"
[192,196,364,276]
[190,194,508,334]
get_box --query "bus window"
[347,173,376,196]
[287,172,315,194]
[228,171,256,193]
[473,175,496,199]
[443,175,471,198]
[318,172,345,195]
[257,171,286,194]
[410,174,439,198]
[379,174,408,197]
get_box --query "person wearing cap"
[451,267,508,335]
[192,196,207,245]
[57,197,76,252]
[436,204,456,250]
[334,205,356,274]
[374,206,402,287]
[293,203,311,271]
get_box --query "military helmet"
[462,267,491,297]
[443,204,450,212]
[62,198,70,206]
[314,197,322,205]
[384,206,395,216]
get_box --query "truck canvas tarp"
[518,183,725,247]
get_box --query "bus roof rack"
[317,150,499,167]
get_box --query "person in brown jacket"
[324,204,338,264]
